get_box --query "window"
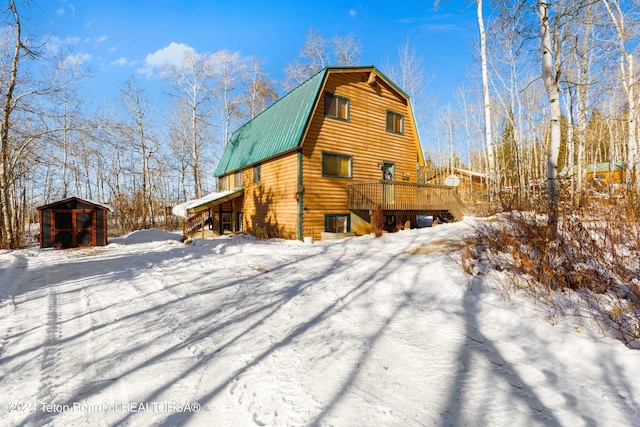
[325,93,349,120]
[218,176,227,191]
[234,170,244,188]
[386,111,404,134]
[325,214,350,233]
[322,152,352,178]
[253,164,262,183]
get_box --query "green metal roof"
[560,161,626,176]
[214,68,328,176]
[214,66,414,176]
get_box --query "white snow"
[0,219,639,426]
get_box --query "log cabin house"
[174,66,464,241]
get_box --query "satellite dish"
[444,174,461,187]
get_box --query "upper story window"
[234,170,244,188]
[386,111,404,134]
[322,151,352,178]
[253,164,262,183]
[218,176,227,191]
[325,93,349,121]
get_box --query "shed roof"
[214,66,415,177]
[37,196,113,212]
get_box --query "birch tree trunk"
[603,0,640,195]
[538,1,562,234]
[0,0,23,249]
[477,0,496,201]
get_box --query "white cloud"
[349,8,358,17]
[45,35,79,55]
[138,42,197,76]
[46,35,63,54]
[56,8,65,15]
[62,52,91,68]
[95,35,108,45]
[146,42,196,67]
[112,57,136,66]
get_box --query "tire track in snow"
[0,252,61,426]
[28,283,62,425]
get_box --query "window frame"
[234,170,244,188]
[386,110,404,135]
[217,176,227,191]
[325,92,350,121]
[322,151,353,179]
[253,164,262,184]
[324,214,350,233]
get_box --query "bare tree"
[241,58,277,119]
[214,49,245,151]
[283,28,361,90]
[332,32,361,66]
[0,0,28,248]
[162,49,216,198]
[383,38,430,100]
[119,77,159,228]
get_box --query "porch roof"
[171,188,244,219]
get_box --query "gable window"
[253,164,262,183]
[322,152,352,178]
[325,214,350,233]
[325,93,349,121]
[218,176,227,191]
[386,111,404,134]
[234,170,244,188]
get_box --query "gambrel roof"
[214,66,420,177]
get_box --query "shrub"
[465,203,640,347]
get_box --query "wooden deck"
[347,180,465,221]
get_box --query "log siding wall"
[241,153,299,239]
[301,71,420,241]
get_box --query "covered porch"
[172,188,244,238]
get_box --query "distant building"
[560,162,626,184]
[426,167,488,197]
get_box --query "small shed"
[37,197,111,249]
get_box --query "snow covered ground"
[0,219,638,426]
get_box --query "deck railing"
[347,180,465,220]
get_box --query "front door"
[382,162,395,181]
[382,162,395,206]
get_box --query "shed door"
[53,209,95,248]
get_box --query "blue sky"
[25,0,478,109]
